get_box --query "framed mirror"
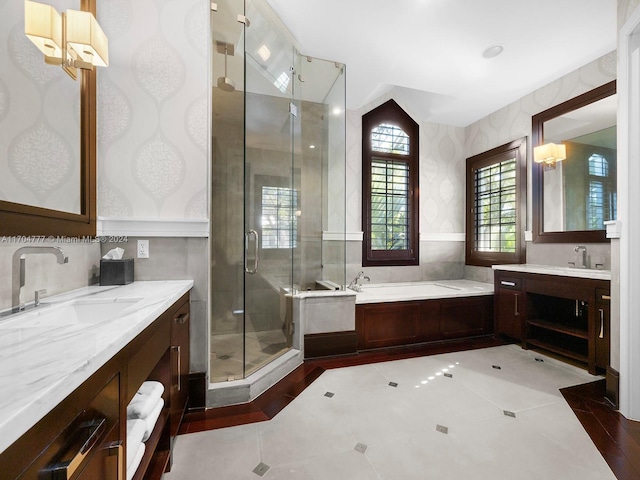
[532,80,616,243]
[0,0,96,237]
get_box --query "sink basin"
[0,298,142,329]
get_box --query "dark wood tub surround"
[356,295,494,351]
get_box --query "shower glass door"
[210,0,296,383]
[243,0,296,377]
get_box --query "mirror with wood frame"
[0,0,96,237]
[532,80,616,243]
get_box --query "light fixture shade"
[534,143,566,164]
[25,0,62,59]
[65,9,109,67]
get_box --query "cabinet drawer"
[171,298,190,341]
[18,374,120,480]
[497,276,521,290]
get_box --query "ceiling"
[265,0,617,127]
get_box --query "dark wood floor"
[180,337,640,480]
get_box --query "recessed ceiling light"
[309,145,315,149]
[482,44,504,59]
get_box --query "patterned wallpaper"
[0,0,81,214]
[465,51,617,234]
[345,95,466,236]
[97,0,209,219]
[345,51,616,275]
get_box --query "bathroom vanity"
[0,280,192,480]
[493,264,611,375]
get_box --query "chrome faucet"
[347,271,370,292]
[574,245,587,269]
[12,246,68,313]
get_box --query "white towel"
[126,419,146,469]
[142,397,164,442]
[136,380,164,399]
[126,442,145,480]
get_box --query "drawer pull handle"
[599,309,605,339]
[514,293,519,316]
[173,345,182,391]
[42,418,106,479]
[175,313,189,324]
[501,281,516,287]
[601,294,611,301]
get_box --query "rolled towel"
[128,395,159,420]
[126,419,146,469]
[142,397,164,442]
[126,442,145,480]
[136,380,164,399]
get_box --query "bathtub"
[355,279,494,304]
[354,279,495,351]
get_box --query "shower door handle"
[245,230,259,274]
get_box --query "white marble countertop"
[492,264,611,281]
[0,280,193,454]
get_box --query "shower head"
[216,41,235,92]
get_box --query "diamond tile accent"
[252,462,270,476]
[388,382,398,387]
[436,424,449,434]
[444,373,453,378]
[324,391,335,398]
[535,358,544,362]
[354,442,368,454]
[492,365,502,370]
[503,410,516,418]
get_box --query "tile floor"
[167,345,617,479]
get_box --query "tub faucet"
[11,246,68,313]
[574,245,587,269]
[347,271,370,292]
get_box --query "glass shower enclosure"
[210,0,345,384]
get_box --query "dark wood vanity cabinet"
[0,291,191,480]
[494,270,610,374]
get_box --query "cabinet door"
[495,276,523,340]
[170,299,190,442]
[440,296,493,339]
[595,289,611,369]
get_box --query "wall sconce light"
[533,143,566,165]
[24,0,109,80]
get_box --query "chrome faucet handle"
[35,289,47,306]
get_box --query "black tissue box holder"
[100,258,134,285]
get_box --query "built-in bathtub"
[354,279,493,304]
[301,279,495,358]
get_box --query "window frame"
[465,137,527,267]
[362,100,419,267]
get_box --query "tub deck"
[355,279,493,304]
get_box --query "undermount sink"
[0,298,143,329]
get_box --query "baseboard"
[188,371,207,412]
[304,331,358,359]
[605,366,620,410]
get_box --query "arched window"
[362,100,419,266]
